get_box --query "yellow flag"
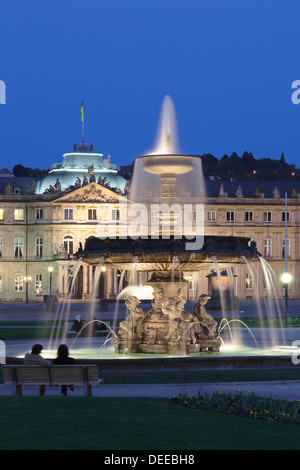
[81,100,84,122]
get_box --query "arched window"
[14,238,24,259]
[35,237,43,259]
[63,235,74,255]
[245,272,253,289]
[263,239,271,258]
[282,239,290,258]
[14,273,23,292]
[35,273,42,293]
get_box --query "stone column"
[82,264,89,299]
[89,265,94,295]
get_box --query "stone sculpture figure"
[54,178,61,192]
[193,294,218,339]
[163,298,183,342]
[117,295,145,341]
[88,164,96,183]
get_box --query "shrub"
[169,390,300,424]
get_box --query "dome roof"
[35,143,126,194]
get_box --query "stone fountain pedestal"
[114,272,221,355]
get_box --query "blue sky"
[1,0,300,170]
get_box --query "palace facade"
[0,144,298,303]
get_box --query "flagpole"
[81,99,84,145]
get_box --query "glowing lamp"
[281,272,292,284]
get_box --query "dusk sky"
[1,0,300,171]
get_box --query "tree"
[13,164,31,177]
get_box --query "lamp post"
[24,276,32,304]
[281,271,292,326]
[48,266,53,296]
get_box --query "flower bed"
[169,390,300,424]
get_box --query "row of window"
[0,235,291,260]
[4,270,285,295]
[244,272,279,290]
[150,210,290,224]
[0,235,74,259]
[64,208,120,221]
[13,269,76,294]
[0,207,292,225]
[0,208,122,222]
[263,238,290,258]
[209,211,290,223]
[2,273,43,293]
[0,208,26,221]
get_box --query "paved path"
[1,298,300,321]
[0,380,299,400]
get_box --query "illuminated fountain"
[7,94,287,367]
[74,95,261,356]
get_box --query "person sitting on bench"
[23,344,52,395]
[53,344,76,396]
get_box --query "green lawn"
[0,396,299,450]
[100,367,300,384]
[1,367,300,385]
[1,319,300,450]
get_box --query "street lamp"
[281,271,292,326]
[24,276,32,304]
[48,266,53,296]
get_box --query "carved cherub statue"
[193,294,218,338]
[117,295,145,341]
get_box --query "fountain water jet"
[75,96,262,356]
[33,95,290,365]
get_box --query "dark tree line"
[11,151,300,182]
[200,151,299,181]
[12,164,49,178]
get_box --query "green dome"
[36,143,126,194]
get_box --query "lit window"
[35,237,43,258]
[64,208,73,220]
[0,209,4,220]
[245,272,253,289]
[14,209,24,221]
[35,273,42,294]
[14,273,23,292]
[14,238,23,259]
[63,235,74,255]
[88,209,97,220]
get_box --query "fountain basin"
[139,154,198,175]
[76,235,259,271]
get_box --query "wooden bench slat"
[1,365,102,396]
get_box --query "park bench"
[1,364,102,397]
